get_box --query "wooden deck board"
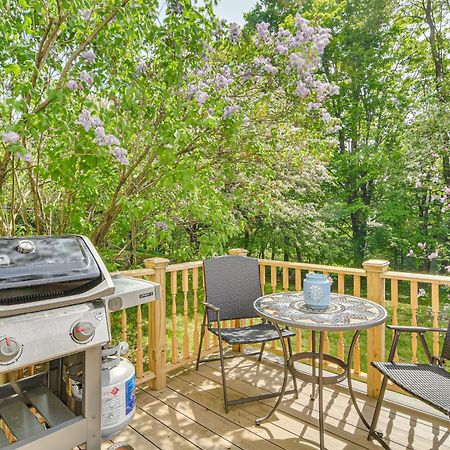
[198,357,449,449]
[120,356,450,450]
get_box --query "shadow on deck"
[102,355,450,450]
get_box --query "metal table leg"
[346,331,390,450]
[311,330,317,401]
[318,332,325,450]
[255,324,289,425]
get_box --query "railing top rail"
[383,270,450,285]
[166,260,203,272]
[111,267,155,277]
[258,259,366,276]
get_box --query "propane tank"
[100,342,136,440]
[65,342,136,441]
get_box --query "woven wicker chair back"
[441,320,450,361]
[203,255,262,322]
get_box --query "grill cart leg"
[83,346,102,450]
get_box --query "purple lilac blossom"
[187,84,198,98]
[17,152,32,163]
[77,109,103,132]
[110,147,129,165]
[215,74,233,89]
[428,251,439,260]
[418,288,426,298]
[79,9,91,21]
[136,61,147,74]
[80,49,96,63]
[223,105,241,118]
[275,43,288,54]
[195,91,209,105]
[264,63,278,75]
[77,109,94,131]
[295,81,310,98]
[307,102,322,110]
[228,23,241,43]
[155,221,169,230]
[1,131,20,144]
[418,242,427,249]
[407,249,414,256]
[80,71,93,84]
[321,111,332,122]
[256,22,270,42]
[66,80,79,90]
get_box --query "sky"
[214,0,258,25]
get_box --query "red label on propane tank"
[111,386,119,396]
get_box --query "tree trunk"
[90,202,122,246]
[351,211,366,265]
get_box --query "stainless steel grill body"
[0,235,113,449]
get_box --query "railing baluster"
[136,305,143,378]
[270,265,277,292]
[410,281,418,363]
[282,267,289,292]
[171,271,179,364]
[203,272,210,350]
[391,279,399,362]
[260,264,266,295]
[193,267,199,354]
[431,283,440,356]
[270,265,277,349]
[337,273,345,361]
[182,269,190,360]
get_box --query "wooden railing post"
[145,257,170,390]
[228,248,249,352]
[363,259,389,398]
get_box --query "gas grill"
[0,235,114,316]
[0,235,160,449]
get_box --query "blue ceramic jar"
[303,273,332,309]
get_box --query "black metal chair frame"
[369,321,450,447]
[195,255,298,412]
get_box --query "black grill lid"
[0,235,100,290]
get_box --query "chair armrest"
[387,325,447,333]
[386,324,447,364]
[203,302,220,312]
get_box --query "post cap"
[228,248,249,256]
[363,259,390,272]
[144,257,170,269]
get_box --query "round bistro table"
[253,292,387,450]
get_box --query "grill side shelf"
[0,396,44,441]
[23,385,75,427]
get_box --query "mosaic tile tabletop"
[254,292,387,332]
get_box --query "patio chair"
[368,321,450,442]
[195,255,298,412]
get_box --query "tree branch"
[33,0,131,114]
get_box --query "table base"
[255,327,390,450]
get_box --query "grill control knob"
[0,337,20,363]
[16,240,36,254]
[71,322,95,343]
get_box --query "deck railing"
[112,250,450,397]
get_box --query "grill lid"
[0,235,100,290]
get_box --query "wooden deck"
[103,355,450,450]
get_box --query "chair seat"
[372,362,450,416]
[209,323,295,345]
